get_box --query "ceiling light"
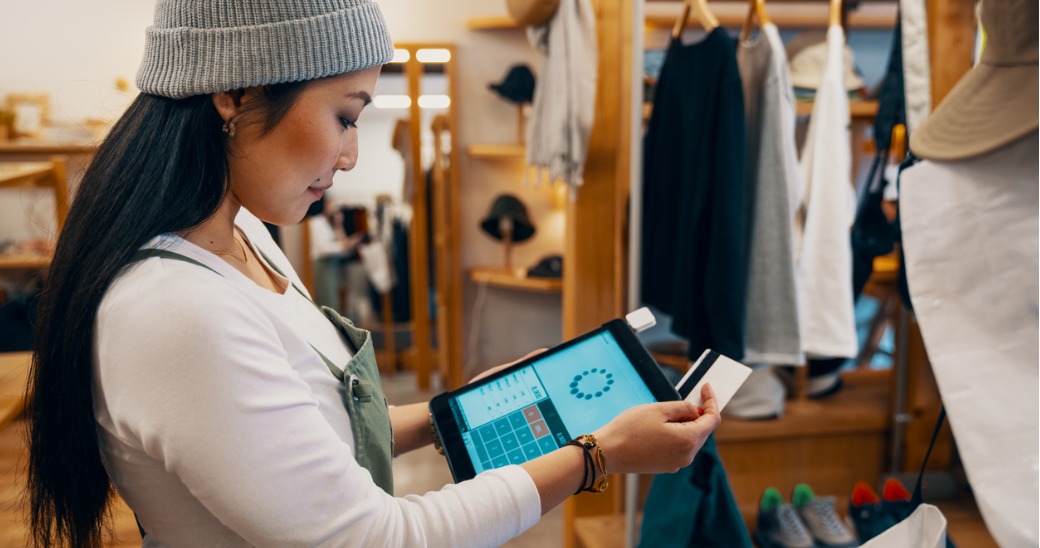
[373,95,411,109]
[416,48,451,63]
[418,95,451,109]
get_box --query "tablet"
[430,318,679,482]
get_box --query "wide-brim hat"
[787,30,865,91]
[489,65,536,105]
[527,254,563,278]
[480,194,536,243]
[910,0,1039,160]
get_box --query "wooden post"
[405,49,434,390]
[502,222,514,272]
[892,0,977,474]
[517,104,526,144]
[562,0,634,545]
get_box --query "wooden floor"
[0,420,141,547]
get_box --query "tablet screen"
[448,329,657,475]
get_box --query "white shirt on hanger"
[795,25,858,359]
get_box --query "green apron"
[130,249,395,495]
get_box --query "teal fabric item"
[129,248,395,494]
[638,435,752,547]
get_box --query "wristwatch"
[429,413,444,455]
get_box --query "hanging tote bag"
[862,408,952,548]
[860,504,947,548]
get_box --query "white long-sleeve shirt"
[796,25,858,359]
[93,208,540,547]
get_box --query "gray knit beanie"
[137,0,394,99]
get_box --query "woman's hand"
[520,383,720,515]
[467,348,548,384]
[593,383,721,475]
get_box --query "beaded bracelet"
[565,434,609,494]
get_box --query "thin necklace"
[212,236,249,264]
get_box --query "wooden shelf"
[0,254,51,270]
[466,143,525,159]
[645,98,879,124]
[0,139,97,155]
[466,16,519,30]
[716,369,890,443]
[0,162,53,188]
[796,98,879,119]
[645,11,896,30]
[468,266,562,293]
[0,353,31,430]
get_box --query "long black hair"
[26,82,307,547]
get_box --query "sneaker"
[848,481,897,542]
[792,484,858,548]
[754,487,814,548]
[724,367,785,420]
[880,477,915,522]
[879,478,957,548]
[806,371,843,399]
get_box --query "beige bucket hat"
[506,0,560,27]
[910,0,1039,160]
[786,30,865,91]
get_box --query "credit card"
[675,349,752,411]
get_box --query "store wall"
[3,1,897,377]
[1,0,564,377]
[378,1,567,373]
[0,2,151,123]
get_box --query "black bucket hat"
[489,64,536,105]
[480,194,536,242]
[527,254,563,278]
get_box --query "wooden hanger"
[671,0,720,40]
[739,0,771,43]
[829,0,843,28]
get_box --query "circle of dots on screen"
[569,368,613,400]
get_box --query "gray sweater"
[736,24,804,365]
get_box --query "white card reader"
[625,307,657,333]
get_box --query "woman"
[26,1,721,546]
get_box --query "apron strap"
[130,246,350,378]
[132,248,221,274]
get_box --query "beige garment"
[525,0,597,192]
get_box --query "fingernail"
[696,406,704,416]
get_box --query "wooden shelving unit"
[468,266,562,293]
[0,160,67,278]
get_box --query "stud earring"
[222,119,236,138]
